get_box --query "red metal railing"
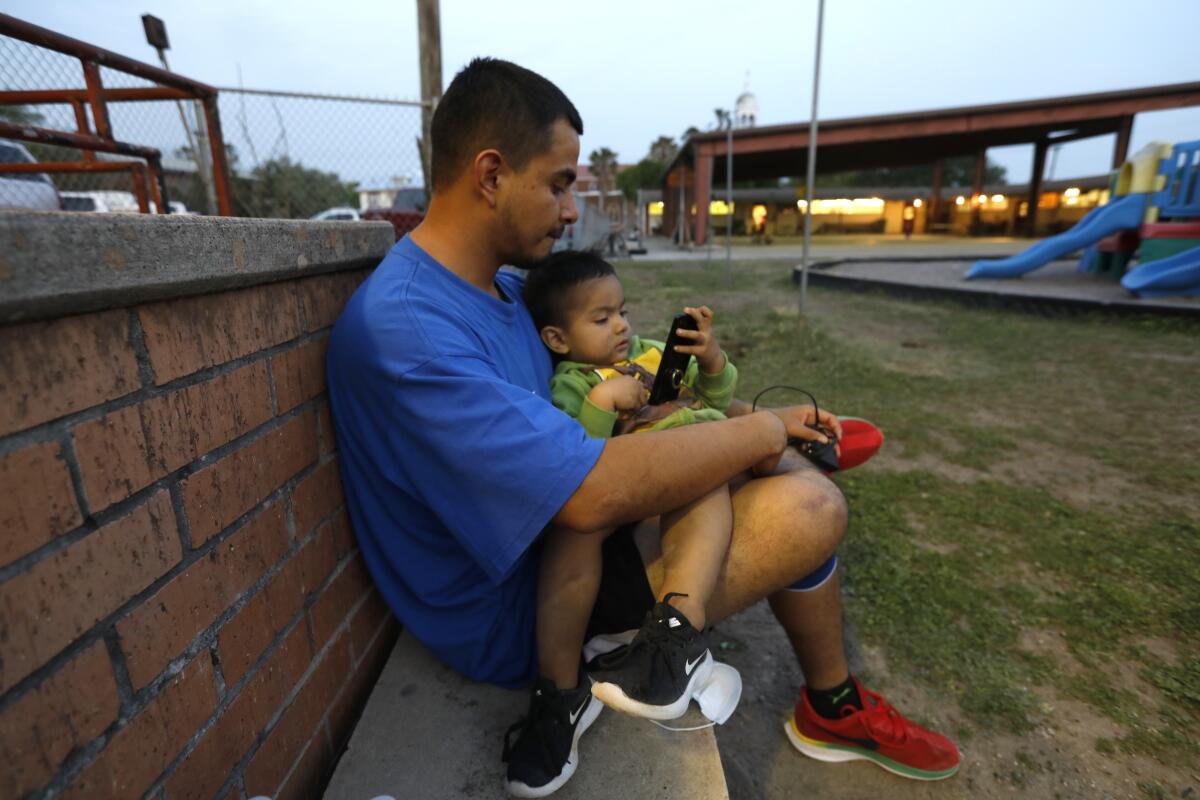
[0,13,234,214]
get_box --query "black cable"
[751,384,821,418]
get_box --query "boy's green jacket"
[549,335,737,438]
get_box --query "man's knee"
[796,475,848,553]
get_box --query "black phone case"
[648,313,700,405]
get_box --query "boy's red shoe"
[784,678,960,781]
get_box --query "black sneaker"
[502,678,602,797]
[588,592,714,720]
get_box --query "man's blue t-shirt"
[326,237,604,688]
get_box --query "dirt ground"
[692,281,1198,800]
[711,565,1196,800]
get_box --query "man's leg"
[766,572,850,691]
[639,451,960,781]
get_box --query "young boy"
[521,251,738,725]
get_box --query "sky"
[6,0,1200,186]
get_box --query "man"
[327,58,959,797]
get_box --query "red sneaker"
[784,678,960,781]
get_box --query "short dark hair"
[522,251,617,330]
[430,58,583,191]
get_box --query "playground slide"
[966,194,1147,280]
[1121,245,1200,298]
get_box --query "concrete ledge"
[793,258,1200,318]
[0,211,395,324]
[324,631,730,800]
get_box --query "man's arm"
[555,401,845,532]
[555,410,785,532]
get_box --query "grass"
[619,258,1200,777]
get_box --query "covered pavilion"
[663,81,1200,245]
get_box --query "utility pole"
[725,111,733,284]
[416,0,442,199]
[142,14,217,214]
[798,0,825,313]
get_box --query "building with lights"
[637,175,1110,239]
[659,82,1200,243]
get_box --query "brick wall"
[0,260,399,799]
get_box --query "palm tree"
[649,136,677,164]
[589,147,618,194]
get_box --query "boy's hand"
[674,305,725,375]
[588,375,647,413]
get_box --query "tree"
[588,147,619,196]
[0,105,45,125]
[712,108,732,131]
[648,136,677,164]
[681,126,701,144]
[616,158,666,202]
[240,156,358,219]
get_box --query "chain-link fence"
[1,26,425,219]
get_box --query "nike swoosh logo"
[820,728,880,751]
[569,696,590,726]
[684,653,706,676]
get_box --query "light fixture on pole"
[798,0,825,312]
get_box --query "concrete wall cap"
[0,212,396,324]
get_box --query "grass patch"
[619,257,1200,762]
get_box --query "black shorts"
[584,524,656,640]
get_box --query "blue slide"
[966,194,1147,280]
[1121,245,1200,297]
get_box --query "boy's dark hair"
[430,58,583,191]
[522,251,616,330]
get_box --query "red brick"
[0,441,82,566]
[271,337,328,414]
[310,556,372,649]
[0,491,181,693]
[291,458,343,539]
[0,641,119,798]
[117,502,289,689]
[182,411,318,546]
[296,270,368,333]
[315,399,336,455]
[328,620,398,751]
[348,588,391,665]
[245,633,351,795]
[164,623,312,800]
[330,507,356,557]
[73,362,273,512]
[64,652,217,800]
[219,524,337,686]
[275,731,332,800]
[0,309,140,437]
[138,281,302,385]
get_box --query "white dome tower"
[735,86,757,128]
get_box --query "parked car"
[60,190,140,213]
[362,187,426,240]
[311,206,361,222]
[0,139,61,211]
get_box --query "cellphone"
[647,313,700,405]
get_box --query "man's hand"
[588,375,648,413]
[769,404,842,445]
[752,405,842,475]
[673,306,725,375]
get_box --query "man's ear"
[539,325,571,356]
[473,149,503,208]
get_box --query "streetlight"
[798,0,825,312]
